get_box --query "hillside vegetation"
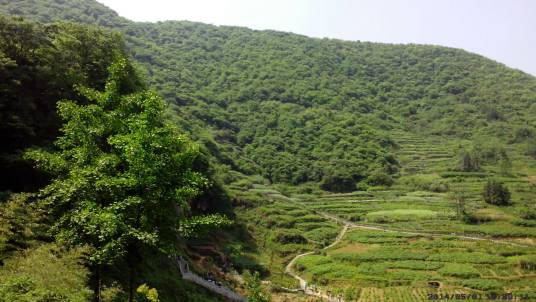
[1,1,536,302]
[0,15,234,302]
[3,0,536,190]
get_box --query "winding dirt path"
[285,224,350,302]
[317,211,532,248]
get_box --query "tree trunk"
[129,206,142,302]
[127,244,137,302]
[128,265,134,302]
[93,265,101,302]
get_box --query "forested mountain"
[0,0,130,27]
[2,1,536,301]
[2,0,536,190]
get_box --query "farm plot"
[293,228,536,301]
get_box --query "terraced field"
[232,180,536,301]
[303,188,536,240]
[393,131,462,175]
[228,182,342,290]
[295,228,536,301]
[230,132,536,301]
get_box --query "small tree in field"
[498,154,513,177]
[25,59,217,301]
[459,151,480,172]
[450,179,468,220]
[482,179,511,206]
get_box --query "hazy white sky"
[97,0,536,76]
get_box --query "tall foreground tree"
[25,59,210,301]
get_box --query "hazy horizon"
[97,0,536,76]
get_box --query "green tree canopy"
[482,179,511,206]
[0,15,128,192]
[24,58,228,300]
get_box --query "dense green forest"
[1,1,536,301]
[0,15,234,302]
[4,0,535,190]
[0,14,127,191]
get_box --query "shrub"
[347,214,363,222]
[519,208,536,220]
[462,212,491,224]
[136,284,160,302]
[484,107,504,121]
[243,271,271,302]
[273,231,307,244]
[458,151,480,172]
[331,253,360,263]
[367,215,393,223]
[276,220,296,228]
[401,175,449,192]
[320,174,356,193]
[365,170,394,187]
[525,141,536,159]
[349,237,407,244]
[512,219,536,227]
[296,222,332,231]
[399,175,427,191]
[482,179,511,205]
[101,283,127,302]
[513,290,536,300]
[428,180,450,192]
[0,244,92,301]
[232,178,254,189]
[366,209,437,222]
[230,255,267,274]
[511,126,534,143]
[270,215,295,228]
[0,193,43,256]
[295,255,331,268]
[517,255,536,271]
[231,197,255,208]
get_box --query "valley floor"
[229,132,536,302]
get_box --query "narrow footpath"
[285,224,350,302]
[317,211,531,248]
[175,256,247,302]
